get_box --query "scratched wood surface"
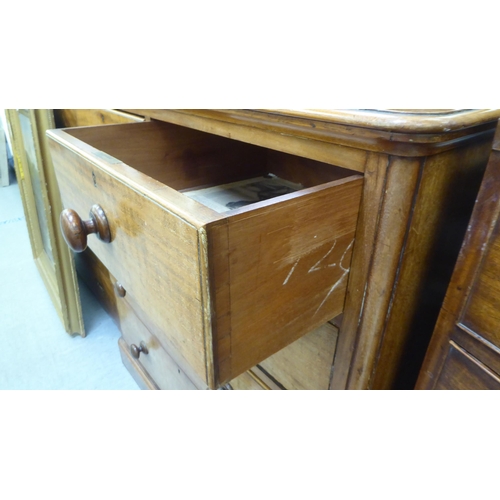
[49,120,362,388]
[210,176,361,383]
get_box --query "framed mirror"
[5,109,84,336]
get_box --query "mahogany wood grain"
[207,176,361,383]
[124,109,500,158]
[332,135,494,389]
[126,110,369,173]
[54,109,145,128]
[462,226,500,346]
[372,138,493,389]
[77,247,199,390]
[119,298,198,390]
[48,120,361,388]
[334,156,422,389]
[330,152,390,388]
[48,133,212,386]
[52,109,500,390]
[434,342,500,390]
[64,121,268,192]
[417,127,500,389]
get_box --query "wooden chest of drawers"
[50,109,500,389]
[417,124,500,389]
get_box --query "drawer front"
[48,121,362,388]
[48,134,212,388]
[118,299,197,390]
[462,219,500,349]
[435,341,500,390]
[77,247,198,390]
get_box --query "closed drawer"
[435,341,500,390]
[47,120,363,389]
[118,297,197,390]
[76,247,198,390]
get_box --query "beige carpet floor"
[0,173,138,389]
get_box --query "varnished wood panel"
[417,129,500,390]
[47,135,212,387]
[65,121,267,192]
[337,156,422,389]
[125,109,500,159]
[49,121,362,388]
[77,247,200,390]
[331,152,389,388]
[54,109,145,128]
[119,302,198,391]
[53,110,500,390]
[210,176,362,383]
[372,138,493,389]
[451,326,500,378]
[434,342,500,390]
[126,109,369,173]
[462,212,500,347]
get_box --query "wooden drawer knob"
[115,282,126,297]
[60,204,111,252]
[130,341,149,359]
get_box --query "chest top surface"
[123,109,500,164]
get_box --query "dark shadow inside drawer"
[64,120,355,195]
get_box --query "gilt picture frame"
[5,109,84,336]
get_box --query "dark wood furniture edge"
[124,109,500,158]
[416,133,500,389]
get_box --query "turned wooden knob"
[60,204,111,253]
[130,341,149,359]
[115,282,126,298]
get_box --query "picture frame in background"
[0,118,10,187]
[5,109,84,336]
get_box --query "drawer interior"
[64,120,358,213]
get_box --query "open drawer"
[47,120,363,389]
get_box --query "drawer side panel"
[211,176,363,382]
